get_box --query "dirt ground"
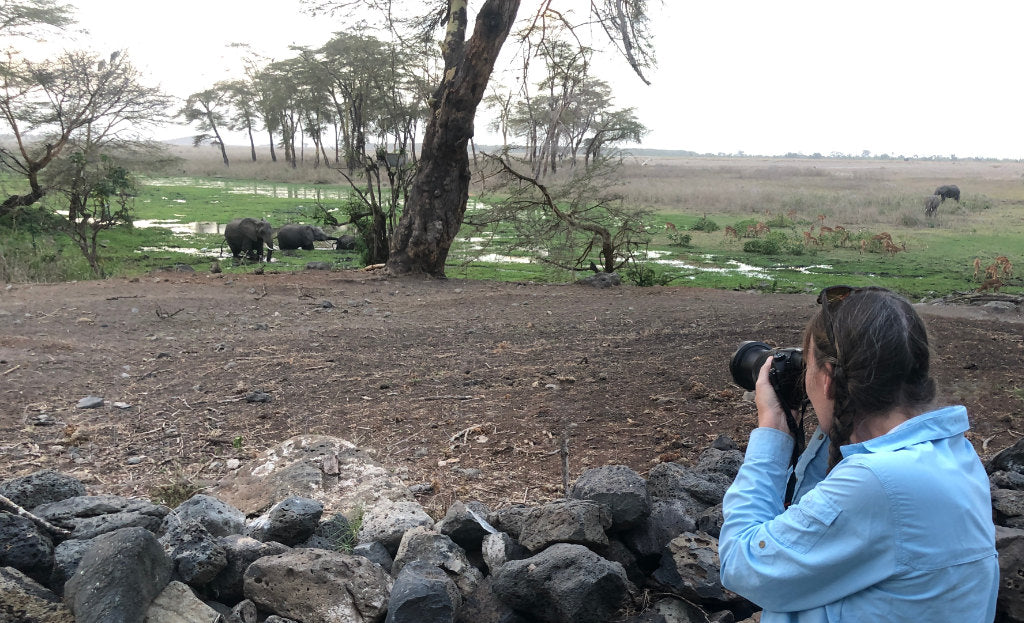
[1,270,1022,517]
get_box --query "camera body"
[729,341,806,409]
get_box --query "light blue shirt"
[720,406,998,622]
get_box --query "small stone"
[245,392,272,403]
[226,459,241,470]
[113,402,132,409]
[76,396,104,409]
[126,456,145,465]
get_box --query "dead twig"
[0,493,72,537]
[155,306,185,320]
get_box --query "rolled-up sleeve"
[720,428,898,613]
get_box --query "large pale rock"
[62,527,172,623]
[243,549,392,623]
[0,566,74,623]
[212,435,412,517]
[518,500,612,553]
[145,581,222,623]
[491,543,631,623]
[0,470,86,510]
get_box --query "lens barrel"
[729,341,773,391]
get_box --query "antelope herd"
[971,256,1013,292]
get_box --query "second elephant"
[277,224,336,251]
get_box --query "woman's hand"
[755,357,791,435]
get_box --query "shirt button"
[817,433,824,440]
[758,540,766,549]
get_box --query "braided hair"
[803,289,936,468]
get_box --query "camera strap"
[769,367,806,506]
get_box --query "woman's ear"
[824,362,835,400]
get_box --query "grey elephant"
[924,194,941,217]
[334,234,357,251]
[276,224,336,251]
[934,184,960,202]
[224,217,274,262]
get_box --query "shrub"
[667,231,692,246]
[743,238,780,254]
[624,260,676,286]
[690,216,720,233]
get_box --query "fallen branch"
[155,306,185,319]
[419,395,474,401]
[0,493,72,537]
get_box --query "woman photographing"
[720,286,999,621]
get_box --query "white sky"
[20,0,1024,159]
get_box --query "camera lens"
[729,341,773,391]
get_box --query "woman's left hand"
[755,357,791,435]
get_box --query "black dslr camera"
[729,341,806,409]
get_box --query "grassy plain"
[1,144,1022,299]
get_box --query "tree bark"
[387,0,521,278]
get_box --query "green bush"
[690,216,720,233]
[624,260,676,286]
[667,231,692,246]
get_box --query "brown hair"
[804,288,936,467]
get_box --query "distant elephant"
[334,234,358,251]
[934,184,960,202]
[276,224,336,251]
[224,217,274,262]
[924,194,941,217]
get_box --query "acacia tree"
[1,49,170,273]
[468,151,651,274]
[180,85,234,166]
[0,49,170,216]
[305,0,656,277]
[0,0,74,37]
[221,79,261,162]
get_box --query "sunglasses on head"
[816,285,890,349]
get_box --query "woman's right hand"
[755,357,791,435]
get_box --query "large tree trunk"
[387,0,520,278]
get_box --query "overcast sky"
[23,0,1024,159]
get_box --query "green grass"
[3,156,1023,299]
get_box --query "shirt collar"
[840,405,969,458]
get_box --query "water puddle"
[143,177,348,200]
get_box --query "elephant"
[924,194,941,217]
[934,184,960,202]
[334,234,358,251]
[224,217,274,262]
[276,224,336,251]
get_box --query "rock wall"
[2,434,1023,623]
